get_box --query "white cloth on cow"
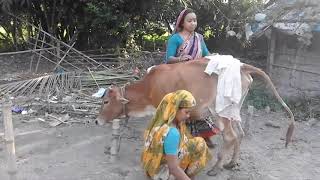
[204,54,243,121]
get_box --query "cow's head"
[96,85,129,125]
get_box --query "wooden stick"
[56,41,61,60]
[267,28,276,77]
[32,51,73,71]
[110,119,121,162]
[87,67,100,88]
[26,41,66,55]
[35,32,46,73]
[29,27,40,72]
[63,43,107,69]
[244,105,254,136]
[0,129,44,137]
[2,97,18,180]
[28,38,67,55]
[271,63,320,76]
[36,50,81,71]
[45,113,69,125]
[0,47,57,57]
[7,15,103,69]
[54,42,75,70]
[28,42,83,71]
[64,61,120,65]
[34,27,105,69]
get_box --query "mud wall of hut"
[268,31,320,98]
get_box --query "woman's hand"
[167,55,192,64]
[165,155,191,180]
[179,55,193,61]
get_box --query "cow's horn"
[120,97,129,104]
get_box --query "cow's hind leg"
[207,117,237,176]
[223,121,242,169]
[223,73,252,169]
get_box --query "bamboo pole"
[271,63,320,76]
[0,47,56,56]
[29,27,40,72]
[28,40,90,66]
[2,97,18,180]
[56,40,61,60]
[33,47,81,70]
[27,40,65,55]
[35,33,46,73]
[34,27,105,69]
[244,105,254,136]
[54,42,76,70]
[110,119,121,162]
[33,51,73,71]
[267,28,276,77]
[87,67,100,88]
[27,41,84,71]
[8,14,104,69]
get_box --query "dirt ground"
[0,109,319,180]
[1,53,319,180]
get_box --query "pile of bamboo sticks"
[0,70,138,98]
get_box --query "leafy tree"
[0,0,264,51]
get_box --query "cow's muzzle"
[95,117,106,126]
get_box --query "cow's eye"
[104,101,109,104]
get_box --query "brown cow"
[96,58,294,176]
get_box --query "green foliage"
[0,0,264,51]
[244,82,286,111]
[285,96,320,121]
[244,83,320,121]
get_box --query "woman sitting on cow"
[165,8,210,64]
[141,90,211,180]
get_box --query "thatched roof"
[246,0,320,45]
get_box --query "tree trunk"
[12,17,18,50]
[77,31,89,50]
[27,15,33,39]
[51,0,57,35]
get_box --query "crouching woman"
[141,90,211,180]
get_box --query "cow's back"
[144,60,218,118]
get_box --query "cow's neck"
[124,81,156,118]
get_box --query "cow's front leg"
[207,117,237,176]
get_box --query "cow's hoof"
[207,166,223,176]
[223,161,240,170]
[104,146,111,155]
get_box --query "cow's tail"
[242,64,295,148]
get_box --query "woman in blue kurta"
[165,8,210,64]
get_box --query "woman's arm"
[165,34,179,63]
[167,55,192,64]
[166,34,193,64]
[163,128,191,180]
[165,155,191,180]
[167,56,181,64]
[201,38,210,56]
